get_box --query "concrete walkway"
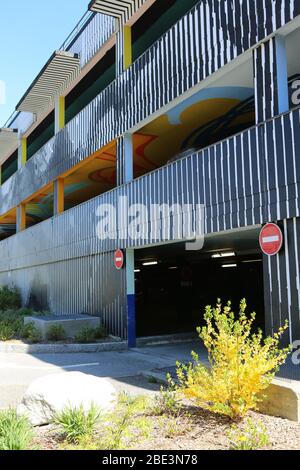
[0,341,203,409]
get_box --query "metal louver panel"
[89,0,146,23]
[16,51,80,115]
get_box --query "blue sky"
[0,0,88,125]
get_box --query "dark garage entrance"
[135,227,265,338]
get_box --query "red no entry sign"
[259,223,283,256]
[114,249,124,270]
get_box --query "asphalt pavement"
[0,341,202,408]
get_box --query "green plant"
[94,326,107,339]
[75,326,106,344]
[0,409,34,450]
[62,394,152,451]
[176,299,290,420]
[0,308,36,340]
[21,322,42,343]
[0,286,21,310]
[46,324,66,342]
[97,393,151,450]
[0,323,15,341]
[148,376,159,384]
[227,418,270,450]
[35,311,50,318]
[163,417,184,438]
[18,308,34,317]
[0,310,24,337]
[151,376,182,417]
[54,404,101,444]
[0,309,43,342]
[74,327,95,343]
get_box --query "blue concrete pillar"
[126,248,136,348]
[116,133,133,186]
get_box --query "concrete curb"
[0,333,197,354]
[136,333,198,347]
[140,370,170,384]
[0,340,128,354]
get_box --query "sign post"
[259,223,283,256]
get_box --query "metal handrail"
[60,10,95,51]
[3,111,19,129]
[2,9,94,129]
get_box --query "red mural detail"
[134,133,159,173]
[96,151,116,163]
[88,167,116,185]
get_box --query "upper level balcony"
[0,0,300,239]
[0,102,299,261]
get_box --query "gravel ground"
[33,401,300,451]
[135,408,300,450]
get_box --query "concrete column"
[116,19,132,77]
[123,133,133,184]
[116,132,135,345]
[53,178,64,215]
[254,35,289,124]
[16,204,26,232]
[126,249,136,348]
[17,135,27,169]
[115,19,134,344]
[123,25,132,71]
[54,95,65,135]
[117,133,133,186]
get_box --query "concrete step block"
[258,378,300,422]
[24,314,101,340]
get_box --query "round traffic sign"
[114,249,124,270]
[259,223,283,256]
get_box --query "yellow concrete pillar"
[55,96,65,134]
[21,137,27,166]
[17,204,26,232]
[54,178,64,215]
[18,136,27,168]
[123,25,132,70]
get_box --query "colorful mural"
[133,86,255,177]
[132,73,300,176]
[0,209,16,239]
[26,146,117,226]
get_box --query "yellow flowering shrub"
[176,299,290,420]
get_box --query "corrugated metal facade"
[263,218,300,345]
[1,0,300,217]
[1,106,300,339]
[67,13,115,67]
[1,1,300,341]
[253,28,300,344]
